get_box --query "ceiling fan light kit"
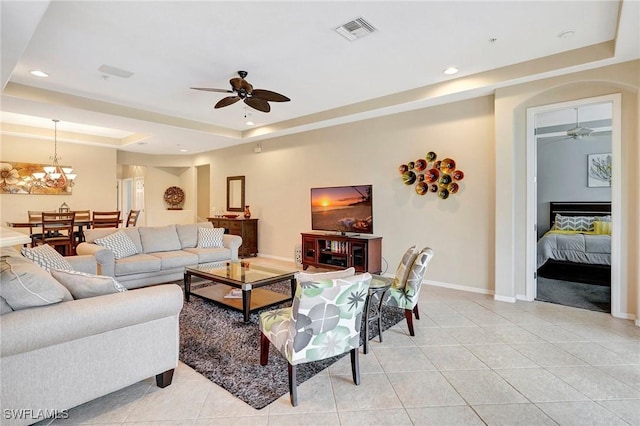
[191,71,290,113]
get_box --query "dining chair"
[259,272,371,406]
[382,247,435,336]
[72,210,91,244]
[92,211,121,229]
[27,210,57,247]
[126,209,140,227]
[32,212,76,256]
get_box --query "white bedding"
[537,231,611,269]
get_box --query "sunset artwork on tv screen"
[311,185,373,234]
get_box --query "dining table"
[5,218,120,246]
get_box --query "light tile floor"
[38,265,639,426]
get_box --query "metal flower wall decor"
[398,151,464,199]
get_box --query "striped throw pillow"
[94,230,139,259]
[554,214,595,232]
[197,227,225,248]
[21,244,73,272]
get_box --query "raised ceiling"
[1,1,638,155]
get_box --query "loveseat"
[0,247,183,425]
[76,222,242,289]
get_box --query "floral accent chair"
[384,247,434,336]
[259,272,372,406]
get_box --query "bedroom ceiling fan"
[539,107,611,144]
[190,71,290,113]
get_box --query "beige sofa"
[76,222,242,289]
[0,248,183,425]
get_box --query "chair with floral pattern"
[259,272,372,406]
[377,246,434,336]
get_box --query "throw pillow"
[392,245,418,289]
[554,214,595,232]
[0,256,68,310]
[94,230,139,259]
[21,244,73,272]
[594,221,612,235]
[296,267,356,286]
[197,227,225,248]
[50,269,127,299]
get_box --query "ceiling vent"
[335,17,377,41]
[98,64,134,79]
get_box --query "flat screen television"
[310,185,373,235]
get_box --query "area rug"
[536,276,610,313]
[178,281,404,409]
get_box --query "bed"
[536,201,611,286]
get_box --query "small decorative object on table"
[59,202,70,213]
[164,186,185,210]
[244,205,251,219]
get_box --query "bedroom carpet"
[536,276,610,313]
[178,280,405,409]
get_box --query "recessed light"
[558,30,575,39]
[443,67,459,75]
[30,70,49,78]
[180,149,188,152]
[246,121,254,126]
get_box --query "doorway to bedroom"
[527,95,620,313]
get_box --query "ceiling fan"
[539,107,611,144]
[190,71,290,113]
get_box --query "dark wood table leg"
[290,277,296,298]
[184,271,191,302]
[242,288,251,322]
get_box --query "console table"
[207,218,258,257]
[301,232,382,274]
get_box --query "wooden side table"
[363,276,391,354]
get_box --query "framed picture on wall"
[587,153,612,187]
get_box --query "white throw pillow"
[21,244,72,272]
[51,269,127,299]
[296,267,356,285]
[197,227,225,248]
[94,230,139,259]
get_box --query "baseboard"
[495,294,517,303]
[423,279,494,296]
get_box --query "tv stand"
[301,232,382,274]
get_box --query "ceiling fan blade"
[191,87,233,93]
[251,89,290,102]
[214,96,241,109]
[590,130,612,136]
[244,97,270,113]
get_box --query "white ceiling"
[1,1,638,155]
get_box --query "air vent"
[335,17,377,41]
[98,64,134,79]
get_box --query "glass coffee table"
[184,261,297,322]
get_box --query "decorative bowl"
[223,214,239,218]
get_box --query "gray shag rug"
[536,276,611,313]
[178,281,405,409]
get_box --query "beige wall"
[193,96,497,293]
[118,151,195,226]
[0,134,117,236]
[494,60,639,318]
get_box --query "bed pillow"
[94,230,139,259]
[50,269,127,299]
[20,244,73,272]
[554,214,595,232]
[594,221,612,235]
[197,227,225,248]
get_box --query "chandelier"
[32,119,76,189]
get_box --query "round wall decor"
[164,186,185,210]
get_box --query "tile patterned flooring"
[38,274,639,425]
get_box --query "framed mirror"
[227,176,245,212]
